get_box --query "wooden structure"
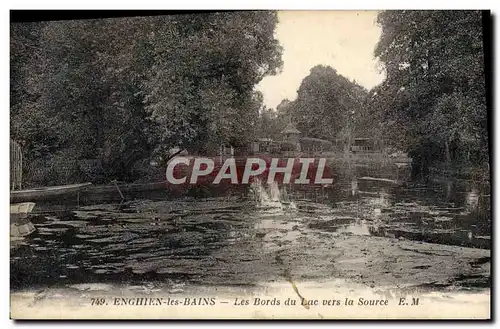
[10,140,37,237]
[350,138,375,153]
[10,182,92,203]
[251,138,281,154]
[281,122,301,143]
[10,202,36,237]
[10,139,22,190]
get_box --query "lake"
[11,160,491,293]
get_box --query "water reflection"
[11,162,490,291]
[333,220,371,236]
[350,178,358,197]
[466,189,480,211]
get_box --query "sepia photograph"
[9,10,491,319]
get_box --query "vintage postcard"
[10,10,491,319]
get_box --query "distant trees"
[143,12,282,156]
[252,11,488,182]
[10,12,282,184]
[292,65,368,148]
[258,65,368,150]
[255,98,292,141]
[371,10,488,177]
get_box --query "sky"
[256,11,386,109]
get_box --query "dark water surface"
[11,162,491,291]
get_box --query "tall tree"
[142,12,283,156]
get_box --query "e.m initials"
[398,297,420,306]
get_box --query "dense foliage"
[370,10,489,178]
[257,65,368,150]
[11,11,489,187]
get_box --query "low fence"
[10,140,22,190]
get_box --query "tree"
[10,12,283,185]
[281,65,368,149]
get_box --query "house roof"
[281,123,301,135]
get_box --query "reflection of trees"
[287,185,335,203]
[368,225,386,237]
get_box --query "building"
[281,122,301,152]
[251,138,281,154]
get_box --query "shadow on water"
[11,161,491,290]
[11,196,252,290]
[288,161,491,250]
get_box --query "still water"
[11,162,491,291]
